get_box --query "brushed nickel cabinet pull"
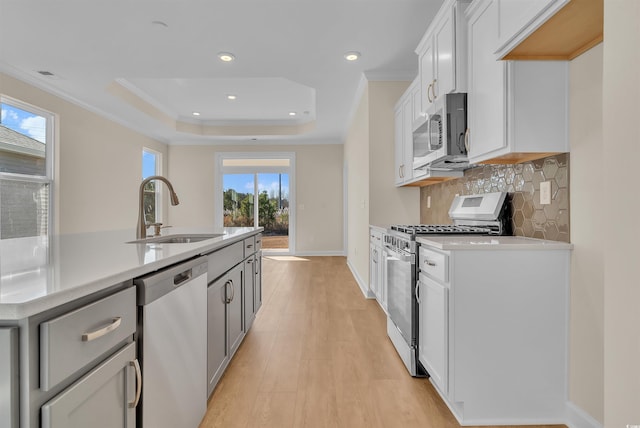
[464,128,470,153]
[431,79,437,101]
[424,259,436,267]
[81,317,122,342]
[129,359,142,408]
[415,280,421,304]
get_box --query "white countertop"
[416,235,573,251]
[0,227,262,320]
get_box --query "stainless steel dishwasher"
[134,257,208,428]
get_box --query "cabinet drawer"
[254,234,262,252]
[419,246,448,283]
[207,241,244,282]
[244,236,256,256]
[40,287,136,391]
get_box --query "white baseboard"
[565,401,603,428]
[293,250,346,257]
[346,259,375,299]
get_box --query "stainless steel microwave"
[412,92,468,171]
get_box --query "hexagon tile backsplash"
[420,154,570,242]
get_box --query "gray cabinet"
[244,257,256,332]
[207,262,243,397]
[0,327,19,428]
[254,254,262,313]
[41,342,137,428]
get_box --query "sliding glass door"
[216,153,294,254]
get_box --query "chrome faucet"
[137,176,180,239]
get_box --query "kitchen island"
[0,227,263,428]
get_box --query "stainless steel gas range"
[383,192,511,376]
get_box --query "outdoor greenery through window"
[142,149,160,224]
[0,96,53,239]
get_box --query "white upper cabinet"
[394,78,419,186]
[495,0,570,59]
[417,0,471,119]
[465,0,569,165]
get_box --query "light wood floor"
[199,256,566,428]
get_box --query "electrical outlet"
[540,181,552,205]
[427,196,431,209]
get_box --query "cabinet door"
[418,274,448,395]
[369,244,379,298]
[467,0,507,160]
[0,328,18,428]
[433,12,455,99]
[419,40,436,112]
[207,275,228,397]
[394,106,405,185]
[227,264,244,357]
[254,255,262,313]
[496,0,555,50]
[41,342,137,428]
[244,258,256,332]
[402,95,414,181]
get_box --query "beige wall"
[344,80,420,286]
[168,143,344,254]
[368,81,420,227]
[568,44,604,424]
[603,1,640,426]
[0,72,169,234]
[344,84,371,281]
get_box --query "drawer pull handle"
[129,359,142,408]
[81,317,122,342]
[247,244,253,248]
[424,260,437,267]
[256,240,262,244]
[173,268,192,287]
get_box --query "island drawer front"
[40,287,136,392]
[255,234,262,252]
[207,241,244,283]
[244,236,256,256]
[418,246,448,283]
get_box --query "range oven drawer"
[418,246,448,283]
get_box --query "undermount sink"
[127,234,223,244]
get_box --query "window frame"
[0,95,55,238]
[142,147,163,224]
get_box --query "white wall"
[568,44,604,424]
[0,72,169,234]
[168,143,344,255]
[603,1,640,426]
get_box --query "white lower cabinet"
[417,272,448,395]
[41,342,137,428]
[417,240,570,425]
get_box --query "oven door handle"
[383,246,413,263]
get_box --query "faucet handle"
[148,223,163,236]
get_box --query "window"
[0,96,54,239]
[142,148,161,224]
[215,153,295,254]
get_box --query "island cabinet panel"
[0,327,19,428]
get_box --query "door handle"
[431,79,437,101]
[427,82,433,103]
[129,359,142,408]
[464,128,470,153]
[415,280,421,304]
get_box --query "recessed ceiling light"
[289,112,296,116]
[227,94,237,100]
[344,51,361,61]
[217,52,235,62]
[192,112,201,116]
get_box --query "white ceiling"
[0,0,444,145]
